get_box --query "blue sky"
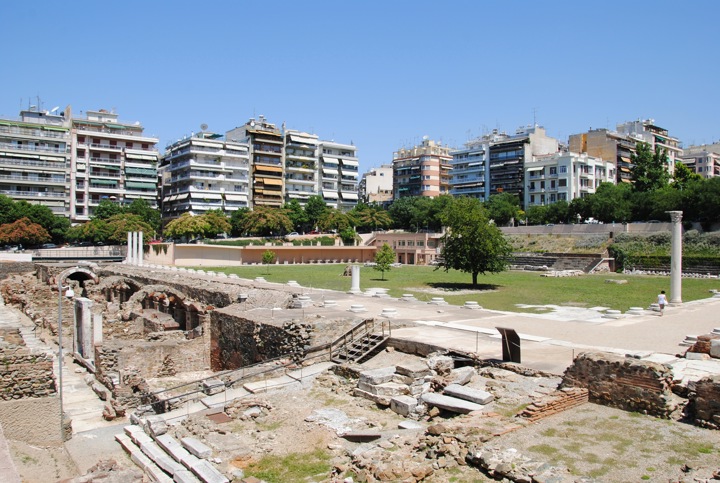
[2,1,717,173]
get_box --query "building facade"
[570,119,681,184]
[372,230,443,265]
[70,109,160,222]
[0,106,71,216]
[450,136,490,201]
[160,132,250,221]
[319,140,359,210]
[393,138,452,199]
[226,116,284,208]
[284,130,320,205]
[524,152,616,209]
[359,165,393,205]
[679,143,720,179]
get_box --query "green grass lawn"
[199,264,719,313]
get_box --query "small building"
[359,164,393,205]
[372,230,443,266]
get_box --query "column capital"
[665,210,683,223]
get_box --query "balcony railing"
[0,142,68,154]
[0,157,68,169]
[89,143,123,151]
[0,174,66,184]
[0,125,69,139]
[0,189,66,198]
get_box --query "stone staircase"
[116,421,228,483]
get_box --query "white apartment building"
[71,108,160,221]
[524,152,615,209]
[284,130,319,205]
[359,164,393,205]
[160,132,250,221]
[319,140,359,210]
[0,106,71,216]
[616,119,682,174]
[680,143,720,179]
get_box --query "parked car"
[287,232,299,236]
[40,243,58,249]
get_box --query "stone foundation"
[692,375,720,429]
[561,352,678,418]
[518,387,589,422]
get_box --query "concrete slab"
[181,437,212,459]
[443,384,494,405]
[189,459,229,483]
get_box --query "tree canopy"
[631,142,671,193]
[0,217,51,247]
[439,197,512,286]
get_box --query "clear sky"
[1,1,717,173]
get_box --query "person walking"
[657,290,667,316]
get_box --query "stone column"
[73,297,94,360]
[138,231,144,266]
[667,210,683,304]
[131,231,139,266]
[126,232,132,264]
[349,265,361,294]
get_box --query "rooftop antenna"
[50,106,59,114]
[200,123,208,131]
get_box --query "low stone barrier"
[518,387,588,422]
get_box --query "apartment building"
[226,116,284,208]
[680,143,720,178]
[359,164,393,205]
[570,119,681,184]
[0,106,71,216]
[487,126,558,204]
[450,136,490,201]
[160,131,250,221]
[284,130,319,205]
[393,138,452,199]
[617,119,682,174]
[320,140,359,210]
[524,152,615,209]
[71,108,160,221]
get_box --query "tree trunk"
[472,272,478,287]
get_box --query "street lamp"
[57,279,74,442]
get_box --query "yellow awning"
[262,178,283,186]
[255,165,282,173]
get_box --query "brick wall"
[561,352,677,418]
[0,346,56,400]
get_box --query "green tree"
[164,213,210,241]
[485,193,521,226]
[525,205,549,225]
[93,200,124,220]
[387,196,419,231]
[229,207,251,237]
[66,219,113,244]
[546,200,570,224]
[439,197,512,287]
[201,209,231,238]
[590,183,633,223]
[373,243,395,281]
[304,195,329,230]
[284,199,309,232]
[126,198,161,232]
[241,206,293,236]
[105,214,156,245]
[631,142,671,192]
[672,162,702,191]
[339,227,357,245]
[349,203,392,233]
[262,249,276,265]
[318,209,352,233]
[0,217,51,247]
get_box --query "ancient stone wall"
[210,310,313,371]
[0,346,56,399]
[0,397,65,445]
[0,262,35,280]
[692,375,720,429]
[561,352,677,418]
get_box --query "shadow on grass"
[369,278,390,282]
[427,282,500,291]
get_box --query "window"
[550,180,556,188]
[559,166,567,173]
[558,193,567,201]
[559,179,567,187]
[549,167,557,175]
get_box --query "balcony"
[0,156,68,170]
[0,142,68,154]
[0,189,66,199]
[0,125,69,140]
[0,173,66,185]
[89,157,122,166]
[89,143,123,152]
